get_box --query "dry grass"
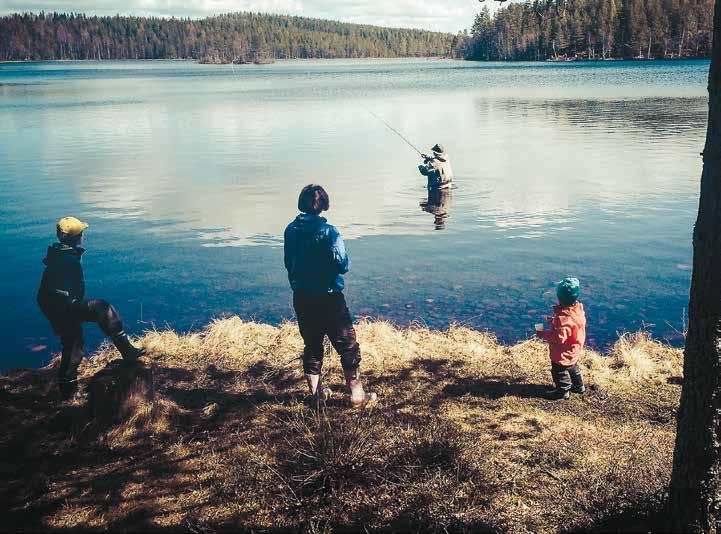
[0,318,683,532]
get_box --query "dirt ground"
[0,318,682,532]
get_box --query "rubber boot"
[305,374,332,402]
[570,369,585,394]
[111,331,146,362]
[343,368,377,407]
[544,388,570,401]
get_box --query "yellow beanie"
[56,216,89,236]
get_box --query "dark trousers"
[551,362,584,392]
[293,292,362,375]
[44,299,125,382]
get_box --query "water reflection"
[0,59,708,368]
[17,92,702,246]
[420,188,452,230]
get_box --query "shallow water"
[0,58,708,369]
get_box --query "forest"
[0,12,461,62]
[466,0,714,61]
[1,1,714,63]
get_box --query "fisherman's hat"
[431,143,447,161]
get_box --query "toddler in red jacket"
[536,278,587,400]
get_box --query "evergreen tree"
[466,0,714,60]
[0,12,457,61]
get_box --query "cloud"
[0,0,511,32]
[0,0,304,18]
[302,0,470,29]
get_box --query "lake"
[0,58,708,370]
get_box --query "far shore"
[0,56,711,65]
[0,56,449,64]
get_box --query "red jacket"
[541,302,586,366]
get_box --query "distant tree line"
[0,12,463,62]
[466,0,714,61]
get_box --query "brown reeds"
[1,318,682,532]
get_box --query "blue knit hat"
[556,277,580,306]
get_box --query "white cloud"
[0,0,512,32]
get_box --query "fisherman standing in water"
[419,143,454,189]
[37,217,146,398]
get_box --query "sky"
[0,0,512,33]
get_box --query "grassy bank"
[0,318,682,532]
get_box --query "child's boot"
[343,368,377,407]
[570,367,585,394]
[111,331,147,361]
[544,388,570,400]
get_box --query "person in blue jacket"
[284,184,377,407]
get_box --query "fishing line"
[361,104,423,156]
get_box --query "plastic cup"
[534,323,545,332]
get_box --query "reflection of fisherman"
[418,143,453,189]
[420,187,452,230]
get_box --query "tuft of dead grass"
[1,318,683,532]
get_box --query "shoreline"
[0,56,450,64]
[1,317,682,530]
[1,56,711,65]
[4,316,686,374]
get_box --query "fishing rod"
[361,104,424,157]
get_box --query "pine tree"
[0,11,457,61]
[465,0,713,60]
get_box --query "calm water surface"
[0,59,708,369]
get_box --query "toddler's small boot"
[544,388,570,401]
[570,369,585,394]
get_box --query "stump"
[87,360,154,424]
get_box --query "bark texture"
[668,1,721,530]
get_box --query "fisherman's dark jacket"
[37,243,86,315]
[419,154,454,188]
[284,214,350,294]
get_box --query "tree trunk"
[668,1,721,531]
[680,29,686,58]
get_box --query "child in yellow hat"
[37,216,146,398]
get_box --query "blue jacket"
[284,214,350,294]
